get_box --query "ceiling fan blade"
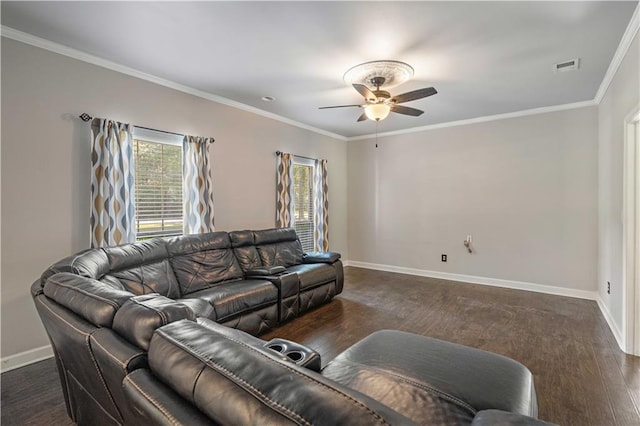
[392,87,437,104]
[357,112,368,122]
[318,104,363,109]
[391,105,424,117]
[353,84,378,102]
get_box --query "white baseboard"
[344,260,599,301]
[1,345,53,373]
[596,297,626,352]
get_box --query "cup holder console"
[264,338,321,372]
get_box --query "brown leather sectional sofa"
[31,227,551,425]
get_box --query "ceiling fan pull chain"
[375,121,379,148]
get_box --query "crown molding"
[0,26,348,142]
[3,1,638,144]
[347,100,597,141]
[594,3,640,104]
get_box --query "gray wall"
[2,30,636,361]
[348,107,599,291]
[598,31,640,336]
[0,38,348,358]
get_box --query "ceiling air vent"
[554,58,580,73]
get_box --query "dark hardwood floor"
[2,267,640,425]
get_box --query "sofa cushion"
[167,232,244,294]
[103,240,181,299]
[230,230,262,272]
[100,261,180,299]
[113,295,196,350]
[43,272,133,328]
[286,263,336,290]
[256,242,304,268]
[322,330,538,418]
[254,228,304,267]
[40,248,110,284]
[321,353,476,425]
[184,279,278,322]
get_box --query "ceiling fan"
[319,76,437,122]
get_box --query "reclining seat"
[123,319,418,425]
[167,231,279,335]
[230,229,301,322]
[252,228,344,312]
[32,239,205,425]
[31,249,142,426]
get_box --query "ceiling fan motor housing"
[370,76,386,89]
[373,90,391,102]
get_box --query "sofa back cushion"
[253,228,304,268]
[102,239,181,299]
[148,320,415,425]
[167,232,244,295]
[40,248,110,285]
[43,272,133,328]
[229,230,262,272]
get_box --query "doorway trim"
[623,103,640,355]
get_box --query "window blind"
[134,139,183,239]
[293,163,314,251]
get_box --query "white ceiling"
[1,1,637,138]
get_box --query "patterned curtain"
[183,135,215,234]
[90,118,136,248]
[276,152,294,228]
[313,159,329,251]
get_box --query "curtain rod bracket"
[79,113,92,122]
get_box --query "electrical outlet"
[607,281,611,294]
[441,254,447,262]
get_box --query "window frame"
[292,158,316,252]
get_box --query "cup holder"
[286,351,304,362]
[264,338,321,372]
[267,344,284,353]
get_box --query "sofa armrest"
[113,294,196,351]
[303,251,341,264]
[245,266,286,276]
[472,410,556,425]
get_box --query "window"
[133,128,183,240]
[293,160,315,251]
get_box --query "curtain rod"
[275,151,327,163]
[79,113,207,140]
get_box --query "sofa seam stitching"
[156,331,312,426]
[90,336,128,373]
[161,329,389,426]
[123,372,181,426]
[46,276,121,309]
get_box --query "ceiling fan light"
[365,104,391,121]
